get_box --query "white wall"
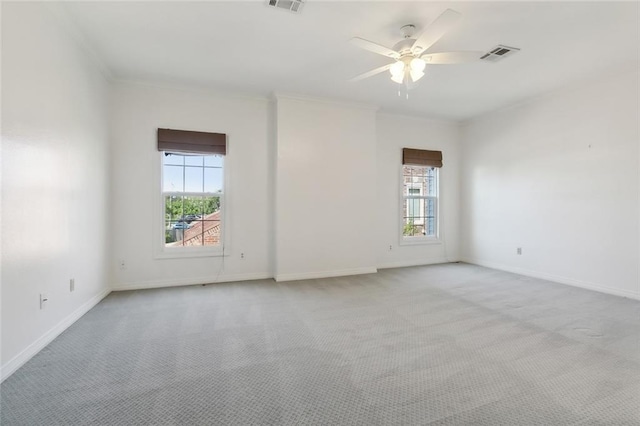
[376,114,461,268]
[274,96,378,280]
[460,67,640,299]
[112,89,455,286]
[109,82,273,289]
[1,3,111,378]
[2,0,636,389]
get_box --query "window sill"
[154,248,229,260]
[399,237,441,246]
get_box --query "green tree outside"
[165,195,221,222]
[403,218,418,236]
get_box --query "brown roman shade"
[157,128,226,155]
[402,148,443,168]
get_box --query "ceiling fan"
[350,9,482,88]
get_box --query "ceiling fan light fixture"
[409,69,425,82]
[350,9,471,90]
[407,57,426,82]
[390,61,405,75]
[390,73,404,84]
[410,57,426,72]
[389,61,406,84]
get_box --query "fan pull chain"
[397,87,410,99]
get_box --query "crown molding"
[112,78,272,103]
[43,3,114,82]
[272,92,380,112]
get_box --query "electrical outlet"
[119,260,126,270]
[517,247,522,255]
[240,252,245,259]
[389,245,393,251]
[70,278,75,292]
[40,294,48,309]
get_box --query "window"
[402,165,438,239]
[162,153,224,249]
[156,127,227,256]
[401,148,441,241]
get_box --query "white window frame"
[154,151,229,259]
[407,187,424,225]
[400,164,440,246]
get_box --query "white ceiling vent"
[480,45,520,63]
[267,0,304,13]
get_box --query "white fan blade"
[411,9,461,56]
[422,51,483,64]
[350,37,400,59]
[349,64,393,82]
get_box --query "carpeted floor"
[2,263,639,425]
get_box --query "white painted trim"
[377,257,450,270]
[153,249,228,260]
[275,267,377,282]
[461,257,640,301]
[272,92,379,112]
[399,163,441,244]
[154,152,231,260]
[377,111,462,126]
[1,289,111,383]
[43,3,113,81]
[111,272,273,291]
[113,79,271,103]
[398,238,442,246]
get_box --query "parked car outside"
[182,214,200,223]
[172,221,190,229]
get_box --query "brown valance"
[402,148,442,168]
[157,128,226,155]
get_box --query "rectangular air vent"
[267,0,303,13]
[480,45,520,63]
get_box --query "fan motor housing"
[392,38,416,56]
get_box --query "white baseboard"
[377,257,451,270]
[461,257,640,301]
[1,288,111,383]
[274,267,377,282]
[111,272,273,291]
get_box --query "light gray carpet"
[2,263,639,425]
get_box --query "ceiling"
[60,1,639,121]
